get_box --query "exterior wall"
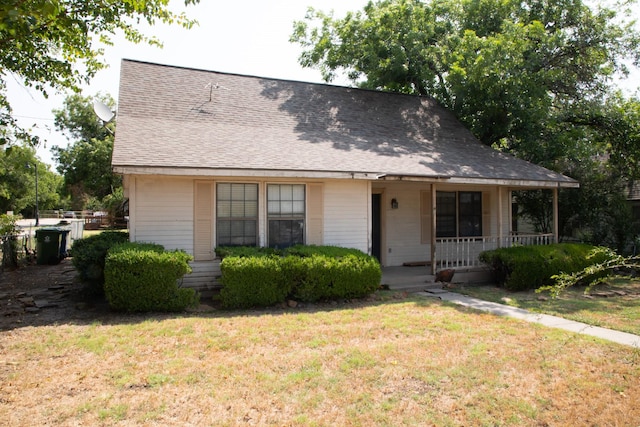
[127,175,371,254]
[371,182,509,267]
[124,173,520,283]
[376,181,431,266]
[130,175,195,253]
[322,180,370,253]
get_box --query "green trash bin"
[36,228,62,265]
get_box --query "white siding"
[133,176,194,253]
[323,180,369,253]
[371,182,510,267]
[379,182,431,266]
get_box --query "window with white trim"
[436,191,482,238]
[267,184,305,248]
[216,183,258,246]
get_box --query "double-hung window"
[216,183,258,246]
[267,184,305,248]
[436,191,482,238]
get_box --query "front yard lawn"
[455,278,640,336]
[1,295,639,426]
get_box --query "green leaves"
[291,0,639,148]
[0,0,200,147]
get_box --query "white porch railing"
[435,233,555,270]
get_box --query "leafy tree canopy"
[0,144,63,215]
[0,0,199,147]
[52,93,120,208]
[291,0,640,150]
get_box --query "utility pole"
[34,162,39,226]
[27,162,39,226]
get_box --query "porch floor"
[381,266,437,292]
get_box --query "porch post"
[431,183,437,275]
[553,186,559,243]
[497,186,503,248]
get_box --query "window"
[268,184,305,248]
[436,191,482,238]
[216,183,258,246]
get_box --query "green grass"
[456,278,640,335]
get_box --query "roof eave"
[113,166,579,188]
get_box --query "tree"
[291,0,640,151]
[0,0,199,148]
[0,144,63,216]
[52,93,120,209]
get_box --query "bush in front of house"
[219,246,382,308]
[479,243,615,291]
[215,246,282,259]
[219,255,292,309]
[71,231,130,295]
[288,254,381,302]
[104,242,199,312]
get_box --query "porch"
[381,232,555,292]
[434,233,555,270]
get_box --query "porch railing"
[435,233,555,270]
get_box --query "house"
[112,59,578,289]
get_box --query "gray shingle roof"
[113,59,577,187]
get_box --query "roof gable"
[113,59,577,187]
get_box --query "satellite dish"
[93,100,115,123]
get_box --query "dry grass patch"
[1,297,639,426]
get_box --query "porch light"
[391,198,398,209]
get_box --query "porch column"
[553,186,559,243]
[431,183,437,275]
[497,186,503,248]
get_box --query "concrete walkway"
[418,289,640,348]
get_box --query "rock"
[593,292,615,298]
[18,297,35,307]
[25,307,40,313]
[34,300,58,309]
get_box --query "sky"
[8,0,640,168]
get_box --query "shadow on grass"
[5,262,582,333]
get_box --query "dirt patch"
[0,259,110,331]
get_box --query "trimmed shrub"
[71,231,130,294]
[285,244,371,259]
[289,254,381,302]
[219,255,292,309]
[215,246,281,259]
[479,243,614,291]
[104,242,198,312]
[219,246,382,308]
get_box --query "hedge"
[71,231,130,295]
[479,243,615,291]
[219,246,381,308]
[219,255,292,309]
[104,242,199,312]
